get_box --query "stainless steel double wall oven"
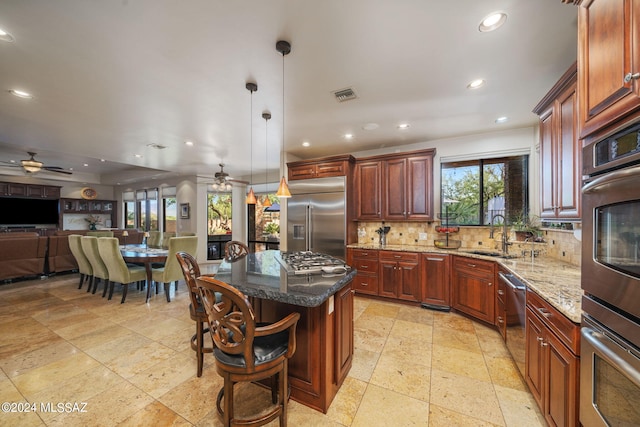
[581,117,640,426]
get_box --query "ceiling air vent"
[332,87,357,102]
[146,143,167,149]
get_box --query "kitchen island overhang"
[213,250,356,413]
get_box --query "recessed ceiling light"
[184,140,194,146]
[362,123,379,131]
[134,154,143,158]
[0,28,14,42]
[397,123,411,130]
[467,79,485,89]
[100,159,106,162]
[495,116,509,124]
[479,12,507,32]
[344,133,354,140]
[83,163,89,167]
[302,141,310,147]
[9,89,33,99]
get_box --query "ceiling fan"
[211,163,246,191]
[0,152,72,175]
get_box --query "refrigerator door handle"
[307,204,312,251]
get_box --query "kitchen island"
[214,250,356,413]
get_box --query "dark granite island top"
[214,250,356,307]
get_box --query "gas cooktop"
[279,251,348,275]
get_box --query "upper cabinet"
[356,149,435,221]
[287,155,354,180]
[578,0,640,138]
[0,182,61,199]
[533,63,581,220]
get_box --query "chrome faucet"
[490,214,511,254]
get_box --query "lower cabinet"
[525,290,579,427]
[421,253,450,308]
[347,248,379,296]
[451,255,495,323]
[379,251,421,302]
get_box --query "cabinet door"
[556,84,581,219]
[579,0,640,138]
[355,161,382,219]
[27,185,45,198]
[316,161,347,178]
[452,269,494,323]
[289,164,316,180]
[334,283,354,385]
[406,155,433,220]
[397,260,421,302]
[525,308,545,409]
[7,183,27,197]
[379,260,398,298]
[544,330,579,427]
[421,254,450,307]
[539,107,556,219]
[383,158,406,220]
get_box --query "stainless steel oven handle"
[582,327,640,385]
[583,164,640,194]
[498,272,526,291]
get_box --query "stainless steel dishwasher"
[498,271,527,378]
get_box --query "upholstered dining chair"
[175,251,215,377]
[196,276,300,427]
[146,231,162,248]
[68,234,93,290]
[81,236,110,296]
[97,237,146,303]
[224,240,249,262]
[151,236,198,302]
[161,232,176,249]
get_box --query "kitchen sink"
[467,250,519,259]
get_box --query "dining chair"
[97,237,147,303]
[175,251,215,377]
[81,236,110,296]
[68,234,93,290]
[146,231,162,248]
[196,276,300,427]
[151,236,198,302]
[224,240,249,262]
[161,232,176,249]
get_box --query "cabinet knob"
[497,316,504,324]
[497,289,504,295]
[537,336,544,342]
[540,341,548,347]
[624,72,640,83]
[488,282,492,286]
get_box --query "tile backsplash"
[356,221,582,266]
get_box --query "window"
[163,197,177,233]
[136,189,159,231]
[208,193,232,235]
[123,191,136,229]
[441,155,528,225]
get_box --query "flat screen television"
[0,197,60,226]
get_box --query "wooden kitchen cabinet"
[354,160,383,220]
[451,255,495,323]
[287,155,354,180]
[356,148,435,221]
[577,0,640,138]
[525,289,579,427]
[0,182,60,199]
[421,253,450,309]
[383,154,434,221]
[346,248,380,296]
[379,251,421,302]
[60,198,117,229]
[533,63,581,220]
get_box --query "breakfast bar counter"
[214,250,356,413]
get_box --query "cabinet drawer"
[379,250,419,262]
[352,274,378,295]
[452,256,494,278]
[351,249,378,259]
[352,259,378,273]
[526,289,579,355]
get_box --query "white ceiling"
[0,0,578,186]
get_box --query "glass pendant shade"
[276,176,291,198]
[263,195,272,207]
[246,187,257,205]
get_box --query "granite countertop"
[347,243,582,323]
[214,250,356,308]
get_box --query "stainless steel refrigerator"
[286,176,347,260]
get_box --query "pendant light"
[276,40,291,198]
[246,81,258,204]
[262,111,272,208]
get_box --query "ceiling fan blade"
[227,178,249,185]
[42,166,73,175]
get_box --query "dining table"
[120,244,168,302]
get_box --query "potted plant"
[263,222,280,237]
[511,211,542,241]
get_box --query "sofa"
[0,232,48,281]
[47,230,87,274]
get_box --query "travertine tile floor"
[0,271,545,426]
